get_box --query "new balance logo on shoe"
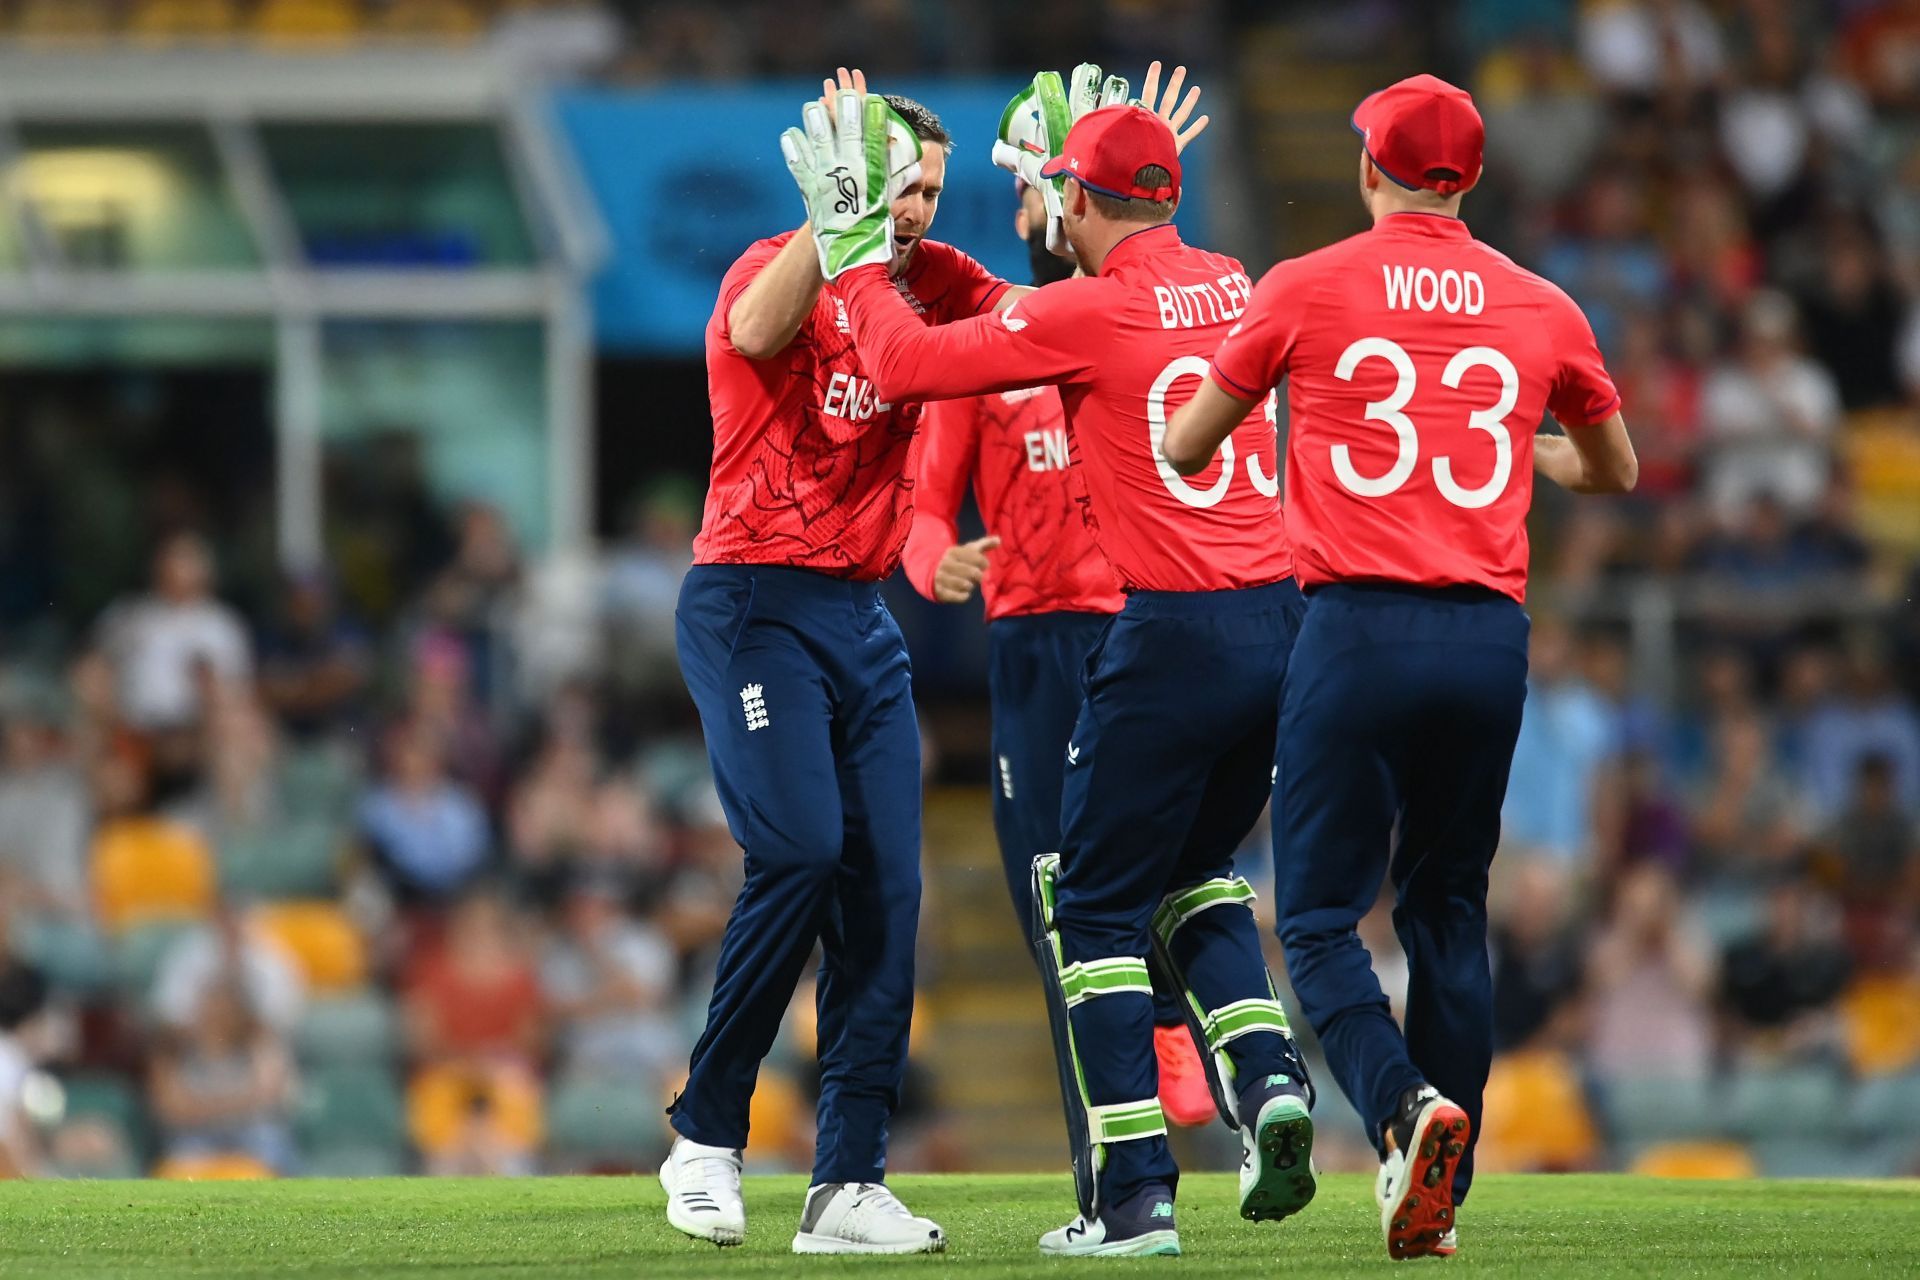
[1065,1222,1087,1242]
[740,683,769,731]
[1150,1202,1174,1220]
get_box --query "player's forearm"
[842,266,1016,404]
[727,229,824,359]
[901,518,958,600]
[1537,415,1638,494]
[1165,376,1258,475]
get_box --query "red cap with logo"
[1039,104,1181,202]
[1351,73,1484,196]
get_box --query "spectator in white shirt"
[94,534,251,733]
[1700,290,1844,522]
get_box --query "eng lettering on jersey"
[1153,272,1253,330]
[1024,427,1071,473]
[1382,265,1485,315]
[822,371,891,422]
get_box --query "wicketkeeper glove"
[993,64,1132,255]
[781,90,923,280]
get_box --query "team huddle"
[659,60,1638,1262]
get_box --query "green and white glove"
[781,90,923,280]
[993,64,1131,255]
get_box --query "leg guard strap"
[1088,1098,1168,1144]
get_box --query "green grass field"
[1,1173,1917,1277]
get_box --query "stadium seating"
[1629,1140,1758,1179]
[1726,1067,1846,1141]
[407,1062,543,1159]
[111,919,199,1003]
[1596,1076,1721,1144]
[59,1072,150,1165]
[1476,1048,1599,1172]
[544,1077,664,1171]
[1840,973,1920,1076]
[375,0,483,39]
[297,1064,407,1158]
[291,991,400,1067]
[253,0,361,45]
[127,0,243,41]
[251,901,367,992]
[275,744,363,825]
[13,0,117,42]
[217,818,344,900]
[153,1152,277,1180]
[1844,1069,1920,1141]
[91,817,218,934]
[17,919,115,996]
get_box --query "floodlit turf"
[0,1172,1917,1277]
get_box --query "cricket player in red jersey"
[789,99,1318,1257]
[901,173,1219,1130]
[661,75,1026,1255]
[1166,74,1639,1260]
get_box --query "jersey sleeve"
[930,243,1013,318]
[840,265,1104,405]
[1542,285,1623,428]
[713,237,791,350]
[900,395,983,601]
[1209,257,1307,401]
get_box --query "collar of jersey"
[1099,222,1181,274]
[1374,212,1472,238]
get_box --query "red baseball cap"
[1351,74,1484,196]
[1039,104,1180,202]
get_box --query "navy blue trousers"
[669,565,922,1184]
[1054,580,1306,1202]
[1272,583,1529,1204]
[990,611,1187,1030]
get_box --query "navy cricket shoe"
[1236,1070,1318,1223]
[1039,1182,1181,1257]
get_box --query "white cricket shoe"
[659,1137,746,1246]
[791,1182,946,1255]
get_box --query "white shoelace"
[684,1151,742,1202]
[851,1183,913,1218]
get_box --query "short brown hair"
[881,93,953,155]
[1081,164,1177,223]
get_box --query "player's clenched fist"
[933,535,1000,604]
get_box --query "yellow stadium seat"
[253,0,362,45]
[1477,1049,1600,1172]
[91,818,217,935]
[1843,411,1920,556]
[152,1152,277,1180]
[128,0,243,41]
[1841,972,1920,1077]
[1630,1140,1758,1180]
[14,0,117,42]
[251,901,367,993]
[375,0,482,39]
[408,1061,544,1156]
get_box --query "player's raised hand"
[819,66,868,124]
[1136,60,1210,154]
[933,536,1000,604]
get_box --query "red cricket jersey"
[694,230,1010,580]
[1209,212,1619,602]
[841,224,1290,592]
[901,385,1125,621]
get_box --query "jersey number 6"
[1332,336,1519,510]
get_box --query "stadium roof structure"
[0,47,607,565]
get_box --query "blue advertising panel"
[553,80,1210,353]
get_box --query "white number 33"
[1331,337,1518,509]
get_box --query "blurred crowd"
[0,0,1918,1183]
[1414,0,1920,1178]
[0,485,797,1179]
